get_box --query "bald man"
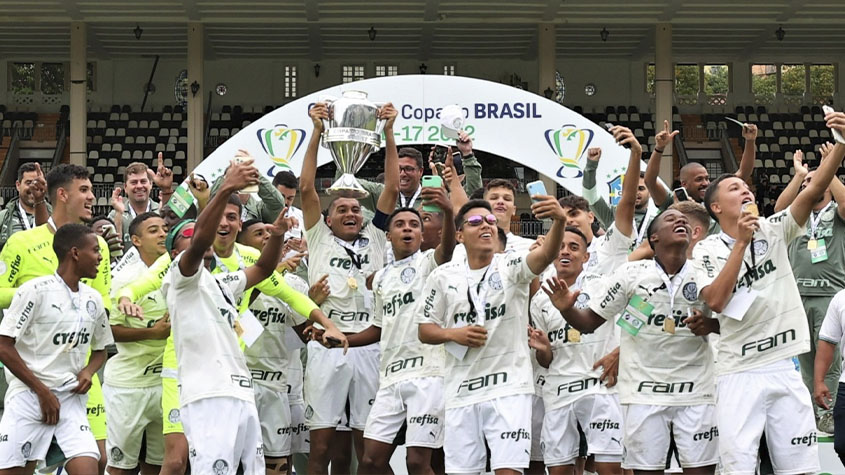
[644,121,758,236]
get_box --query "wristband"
[654,148,665,154]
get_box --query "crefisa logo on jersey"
[400,267,416,284]
[682,282,698,301]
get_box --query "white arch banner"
[198,75,642,205]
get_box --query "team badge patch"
[21,441,31,458]
[168,409,180,423]
[86,300,97,317]
[110,447,124,462]
[305,405,314,419]
[212,459,230,475]
[682,282,698,301]
[400,267,416,284]
[0,261,7,276]
[575,293,590,309]
[488,272,503,290]
[753,240,769,257]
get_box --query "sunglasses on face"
[462,214,498,227]
[178,228,195,240]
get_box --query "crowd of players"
[0,102,844,475]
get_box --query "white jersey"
[693,207,810,375]
[373,249,444,388]
[588,259,716,406]
[161,255,252,406]
[287,348,304,403]
[305,219,386,333]
[416,250,537,408]
[106,249,167,388]
[245,274,309,392]
[585,222,635,275]
[818,289,845,383]
[0,275,113,400]
[530,272,616,410]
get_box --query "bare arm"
[422,186,456,264]
[774,150,808,213]
[526,196,565,274]
[610,126,644,238]
[736,124,758,182]
[814,339,837,409]
[644,120,677,206]
[541,277,605,333]
[110,318,170,342]
[790,125,845,227]
[819,141,845,220]
[699,215,755,313]
[243,209,291,289]
[301,103,327,231]
[346,325,381,347]
[376,104,399,215]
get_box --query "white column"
[655,23,673,184]
[187,22,204,172]
[538,23,558,199]
[69,22,87,166]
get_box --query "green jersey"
[0,223,111,309]
[788,202,845,297]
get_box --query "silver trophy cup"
[321,90,387,198]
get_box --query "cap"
[440,104,465,139]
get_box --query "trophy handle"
[318,96,337,148]
[373,101,388,137]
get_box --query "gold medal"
[663,318,676,334]
[567,328,581,343]
[233,320,244,337]
[347,276,358,290]
[808,239,818,250]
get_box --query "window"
[646,63,655,94]
[443,65,456,76]
[751,64,777,104]
[342,65,365,83]
[781,64,805,97]
[40,63,64,95]
[284,65,297,98]
[375,65,398,77]
[9,62,36,95]
[674,64,699,97]
[810,64,835,104]
[703,64,729,95]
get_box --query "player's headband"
[165,219,196,254]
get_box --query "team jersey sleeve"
[776,206,807,244]
[503,250,537,285]
[587,264,633,321]
[117,252,170,302]
[529,294,549,332]
[417,270,447,328]
[0,232,24,289]
[372,269,386,328]
[89,235,112,312]
[219,270,248,297]
[0,282,38,339]
[255,271,318,320]
[819,291,845,345]
[91,296,114,351]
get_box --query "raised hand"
[542,276,580,312]
[530,195,565,221]
[655,120,679,150]
[741,123,759,141]
[378,102,398,130]
[793,150,809,176]
[587,147,602,162]
[266,206,293,238]
[149,152,174,191]
[609,125,643,155]
[309,103,329,131]
[820,141,835,161]
[308,274,331,305]
[736,209,759,245]
[222,157,260,192]
[456,130,473,156]
[29,162,47,204]
[110,187,125,216]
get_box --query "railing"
[673,133,689,167]
[51,121,68,169]
[511,220,545,238]
[719,127,739,174]
[0,128,21,187]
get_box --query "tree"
[675,64,699,96]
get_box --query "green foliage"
[704,64,729,95]
[675,64,699,96]
[10,63,35,95]
[40,63,64,95]
[781,64,805,96]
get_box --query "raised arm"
[610,126,644,237]
[180,160,259,277]
[644,120,677,208]
[457,132,483,196]
[301,103,326,231]
[438,151,469,213]
[526,195,566,274]
[736,124,758,182]
[774,150,808,213]
[243,206,291,289]
[376,103,399,216]
[582,147,614,229]
[819,141,845,220]
[421,186,456,264]
[699,214,755,313]
[790,111,845,226]
[31,163,48,226]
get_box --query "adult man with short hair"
[0,162,49,250]
[103,212,169,475]
[0,164,112,472]
[109,156,174,249]
[273,171,305,236]
[301,101,399,474]
[774,146,845,433]
[693,112,845,474]
[528,227,624,475]
[548,209,725,474]
[0,223,113,475]
[417,193,567,474]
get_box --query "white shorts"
[0,389,99,469]
[542,393,623,466]
[717,358,820,475]
[289,401,309,454]
[181,397,264,475]
[254,384,292,458]
[102,384,165,469]
[304,341,379,431]
[621,403,717,470]
[364,376,445,449]
[530,395,544,462]
[444,393,533,473]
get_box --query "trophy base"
[327,174,370,199]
